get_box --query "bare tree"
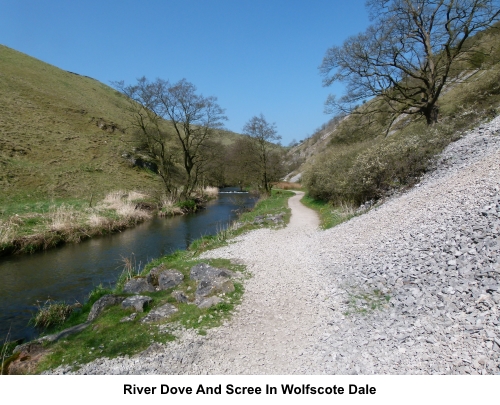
[116,78,227,198]
[157,79,227,197]
[242,114,283,194]
[320,0,500,125]
[114,77,180,193]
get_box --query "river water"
[0,189,257,343]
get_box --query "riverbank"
[0,188,218,256]
[46,115,500,375]
[1,190,294,374]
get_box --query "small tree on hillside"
[320,0,500,126]
[242,114,283,194]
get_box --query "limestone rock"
[123,277,155,294]
[142,303,178,323]
[190,263,233,282]
[87,294,124,322]
[172,291,189,303]
[196,296,222,309]
[121,296,153,312]
[147,264,167,286]
[158,270,184,290]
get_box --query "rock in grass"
[158,270,184,290]
[87,294,125,322]
[123,277,155,294]
[147,264,167,286]
[190,263,233,282]
[196,279,235,298]
[196,296,222,309]
[172,291,189,303]
[141,303,178,323]
[120,313,137,323]
[121,296,152,312]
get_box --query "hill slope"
[0,44,163,204]
[286,24,500,206]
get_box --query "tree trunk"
[423,105,439,125]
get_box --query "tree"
[242,115,283,194]
[116,78,227,198]
[114,77,180,193]
[320,0,500,125]
[157,79,227,197]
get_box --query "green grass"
[343,288,391,316]
[33,253,247,373]
[189,189,294,253]
[301,194,356,229]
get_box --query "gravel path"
[54,116,500,375]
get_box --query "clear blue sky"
[1,0,370,144]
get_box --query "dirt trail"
[192,191,326,373]
[65,190,329,374]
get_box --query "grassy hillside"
[293,24,500,208]
[0,44,163,205]
[0,45,243,254]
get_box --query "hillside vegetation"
[291,24,500,208]
[0,45,241,254]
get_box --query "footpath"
[54,116,500,375]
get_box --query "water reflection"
[0,190,256,342]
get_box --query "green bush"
[176,199,197,212]
[303,123,458,205]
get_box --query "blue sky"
[1,0,370,144]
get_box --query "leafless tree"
[320,0,500,125]
[114,77,180,193]
[116,78,227,198]
[242,114,283,194]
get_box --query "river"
[0,189,257,343]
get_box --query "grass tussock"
[30,300,74,329]
[0,190,153,255]
[272,181,303,190]
[201,186,219,199]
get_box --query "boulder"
[87,294,124,322]
[7,342,46,375]
[147,264,167,286]
[158,270,184,290]
[196,296,222,309]
[121,295,153,312]
[123,277,155,294]
[190,263,233,282]
[172,291,189,303]
[196,279,235,298]
[141,303,178,323]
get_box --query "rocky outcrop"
[158,270,184,290]
[141,303,178,323]
[189,263,235,307]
